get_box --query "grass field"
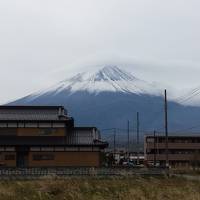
[0,176,199,200]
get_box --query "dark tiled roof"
[0,106,68,121]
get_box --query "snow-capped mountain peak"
[66,66,137,82]
[28,65,162,100]
[89,66,137,82]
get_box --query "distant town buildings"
[105,149,145,167]
[145,135,200,168]
[0,105,200,169]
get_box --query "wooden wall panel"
[17,128,66,136]
[28,152,100,167]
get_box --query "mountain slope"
[9,66,200,134]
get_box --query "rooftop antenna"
[113,128,116,157]
[154,130,157,167]
[127,120,130,157]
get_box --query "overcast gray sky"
[0,0,200,104]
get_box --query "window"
[5,147,15,151]
[65,147,78,151]
[147,138,154,143]
[0,128,17,136]
[53,123,65,128]
[5,154,15,160]
[93,147,100,151]
[30,147,41,151]
[55,147,65,151]
[79,147,92,151]
[41,147,54,152]
[33,154,55,161]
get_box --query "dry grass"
[0,176,199,200]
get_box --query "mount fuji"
[27,66,162,98]
[8,66,200,135]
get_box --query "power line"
[178,91,200,104]
[172,88,199,102]
[171,87,200,105]
[101,128,158,134]
[101,118,200,137]
[172,124,200,133]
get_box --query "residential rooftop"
[0,105,69,121]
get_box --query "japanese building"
[0,106,108,167]
[144,135,200,168]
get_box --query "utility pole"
[113,128,116,157]
[164,89,169,168]
[132,121,134,154]
[154,130,156,167]
[137,112,140,165]
[127,120,130,158]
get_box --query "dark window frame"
[32,154,55,161]
[4,154,15,160]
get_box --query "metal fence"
[0,167,168,180]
